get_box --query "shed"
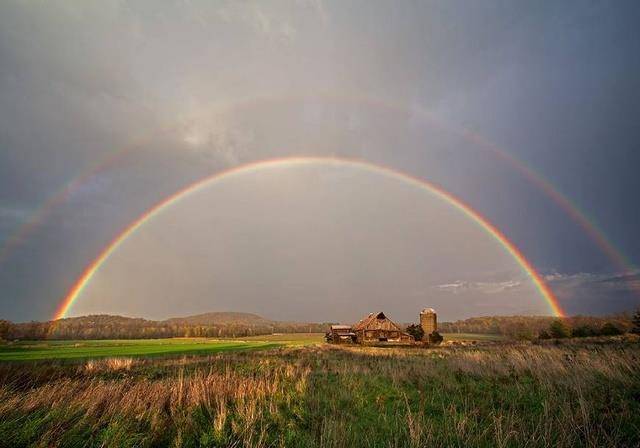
[328,324,356,343]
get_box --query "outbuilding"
[328,324,356,343]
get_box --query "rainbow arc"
[2,93,633,285]
[54,157,565,320]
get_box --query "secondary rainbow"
[54,156,565,320]
[3,93,633,284]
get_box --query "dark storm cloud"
[1,1,639,320]
[547,271,640,315]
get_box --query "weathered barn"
[352,312,414,344]
[328,324,356,343]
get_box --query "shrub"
[538,329,551,340]
[406,324,424,341]
[632,309,640,335]
[572,325,599,338]
[600,322,623,336]
[514,327,535,341]
[549,320,571,339]
[428,331,443,345]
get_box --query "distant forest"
[438,314,634,339]
[0,312,330,340]
[0,312,635,341]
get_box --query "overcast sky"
[1,0,639,322]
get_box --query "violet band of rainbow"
[54,156,565,320]
[3,93,633,288]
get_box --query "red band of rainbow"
[53,156,565,320]
[3,93,634,293]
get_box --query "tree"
[632,309,640,335]
[549,320,571,339]
[0,320,11,340]
[406,324,424,341]
[600,322,623,336]
[428,331,443,345]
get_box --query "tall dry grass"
[0,342,638,447]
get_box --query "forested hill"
[0,312,330,340]
[165,312,272,326]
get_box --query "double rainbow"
[54,156,565,320]
[2,92,633,285]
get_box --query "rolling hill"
[164,312,273,326]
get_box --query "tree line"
[2,311,639,341]
[439,312,639,340]
[0,314,330,340]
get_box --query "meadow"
[0,337,638,447]
[0,338,286,361]
[0,333,497,362]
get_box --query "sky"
[1,0,639,322]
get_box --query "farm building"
[353,312,414,343]
[326,309,438,345]
[420,308,437,335]
[328,325,357,343]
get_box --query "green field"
[0,333,506,361]
[0,338,286,361]
[232,332,325,343]
[441,332,506,341]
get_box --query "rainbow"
[451,127,634,275]
[54,156,565,320]
[0,134,150,266]
[3,92,634,291]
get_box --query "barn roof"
[352,311,405,332]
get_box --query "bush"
[514,328,536,341]
[632,309,640,335]
[428,331,443,345]
[538,329,551,340]
[406,324,424,341]
[572,325,599,338]
[600,322,623,336]
[549,320,571,339]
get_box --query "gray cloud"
[546,271,640,315]
[1,1,639,321]
[436,280,523,295]
[0,206,31,222]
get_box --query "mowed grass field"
[0,337,294,361]
[0,338,638,447]
[442,332,505,341]
[0,333,494,361]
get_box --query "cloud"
[1,1,639,321]
[0,205,31,222]
[434,270,640,316]
[545,270,640,315]
[436,279,522,295]
[545,270,640,292]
